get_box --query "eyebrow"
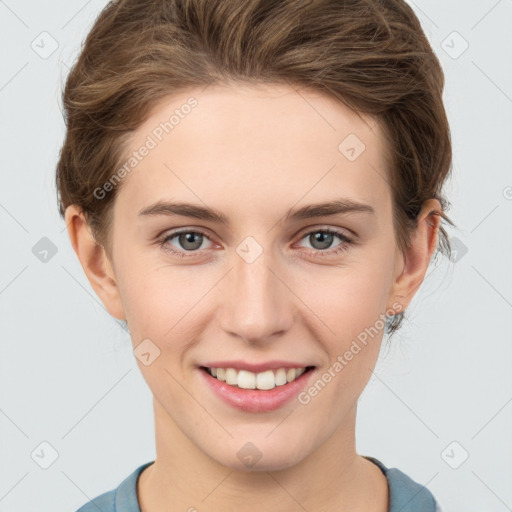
[138,198,375,225]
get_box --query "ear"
[64,205,126,320]
[387,198,442,313]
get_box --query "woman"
[57,0,454,510]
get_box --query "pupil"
[180,232,202,250]
[311,232,333,250]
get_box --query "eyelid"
[157,225,353,244]
[293,226,354,254]
[294,224,355,241]
[158,227,217,249]
[157,225,356,257]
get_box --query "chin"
[208,439,308,473]
[225,454,303,473]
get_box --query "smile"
[201,366,315,390]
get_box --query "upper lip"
[200,360,315,373]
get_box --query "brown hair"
[56,0,455,336]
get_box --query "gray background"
[1,1,511,511]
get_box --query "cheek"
[294,259,391,392]
[303,263,390,335]
[119,268,204,397]
[118,264,213,351]
[307,272,388,403]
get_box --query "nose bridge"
[219,238,293,343]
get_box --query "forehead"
[115,82,391,220]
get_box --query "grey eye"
[308,232,335,250]
[177,232,204,251]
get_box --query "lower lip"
[198,367,315,413]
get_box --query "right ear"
[64,205,126,321]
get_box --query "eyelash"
[156,227,354,259]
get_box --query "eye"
[157,227,354,259]
[295,228,354,257]
[158,229,214,258]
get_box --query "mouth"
[199,365,316,391]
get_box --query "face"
[80,83,411,471]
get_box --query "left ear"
[387,198,442,313]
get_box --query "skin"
[65,82,441,512]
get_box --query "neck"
[137,399,388,512]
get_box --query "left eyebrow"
[286,198,375,221]
[137,198,375,226]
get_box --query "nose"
[218,244,294,345]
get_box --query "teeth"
[286,368,296,382]
[206,366,309,390]
[256,370,274,390]
[275,368,287,386]
[239,370,257,389]
[225,368,238,385]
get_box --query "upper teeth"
[209,367,307,390]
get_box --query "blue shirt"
[74,456,442,512]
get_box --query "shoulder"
[363,456,443,512]
[73,461,155,512]
[75,489,115,512]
